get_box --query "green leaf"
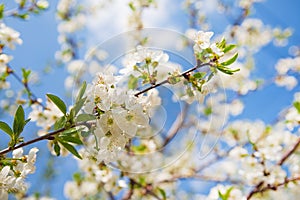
[73,172,83,182]
[193,72,206,80]
[157,188,167,200]
[54,116,67,130]
[129,2,136,11]
[294,101,300,113]
[0,4,4,20]
[218,187,233,200]
[59,141,82,159]
[58,135,83,145]
[223,44,236,53]
[217,37,226,49]
[220,52,238,66]
[21,68,31,83]
[13,105,25,137]
[81,131,90,137]
[72,97,87,116]
[54,142,61,156]
[0,121,13,137]
[76,114,96,123]
[61,127,80,135]
[204,106,212,116]
[47,94,67,115]
[217,65,240,75]
[76,81,87,102]
[14,13,29,20]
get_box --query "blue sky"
[1,0,300,199]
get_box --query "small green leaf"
[47,94,67,115]
[13,105,25,137]
[61,127,80,135]
[73,172,83,182]
[0,4,4,20]
[54,142,61,156]
[76,114,96,123]
[129,2,136,11]
[204,106,212,116]
[217,65,240,75]
[76,81,87,102]
[72,97,87,116]
[14,13,29,20]
[58,135,83,145]
[157,188,167,200]
[217,37,226,49]
[193,72,206,80]
[294,101,300,113]
[218,187,233,200]
[220,52,238,66]
[223,44,236,53]
[54,116,67,130]
[0,121,13,137]
[81,131,90,137]
[59,141,82,159]
[22,68,31,83]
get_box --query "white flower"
[275,75,298,90]
[64,181,82,200]
[0,166,13,200]
[67,60,85,74]
[193,31,214,52]
[23,147,39,174]
[0,23,23,49]
[36,0,49,9]
[121,46,172,81]
[113,104,149,137]
[210,43,224,56]
[234,18,272,51]
[229,147,248,159]
[0,54,13,73]
[208,184,246,200]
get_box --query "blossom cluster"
[81,71,161,164]
[0,148,38,199]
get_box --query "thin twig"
[7,65,46,108]
[278,137,300,166]
[246,137,300,199]
[0,62,210,156]
[247,177,300,199]
[130,179,162,200]
[122,179,135,200]
[134,62,211,97]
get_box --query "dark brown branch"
[247,177,300,199]
[122,179,135,200]
[0,63,210,156]
[7,65,46,109]
[129,179,162,200]
[278,137,300,165]
[247,137,300,199]
[0,126,72,155]
[134,62,211,97]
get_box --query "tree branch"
[247,177,300,199]
[134,62,211,97]
[129,179,162,200]
[7,65,46,108]
[247,136,300,199]
[0,127,67,155]
[278,137,300,166]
